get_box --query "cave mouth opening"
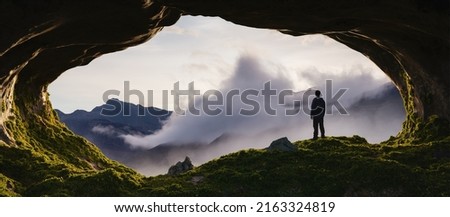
[1,1,448,196]
[48,16,404,175]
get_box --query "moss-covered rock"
[0,173,21,196]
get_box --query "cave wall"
[1,0,449,147]
[0,1,180,194]
[0,0,179,142]
[158,0,450,140]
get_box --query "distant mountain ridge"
[56,99,171,163]
[349,82,404,114]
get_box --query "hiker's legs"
[319,117,325,137]
[313,118,319,139]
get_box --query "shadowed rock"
[267,137,297,152]
[168,156,194,175]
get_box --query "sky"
[49,15,389,113]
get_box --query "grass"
[2,128,450,196]
[0,91,143,196]
[0,89,449,196]
[134,136,450,196]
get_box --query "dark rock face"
[267,137,297,152]
[168,157,194,175]
[0,1,448,156]
[0,1,181,192]
[0,0,180,143]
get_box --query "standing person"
[310,90,326,139]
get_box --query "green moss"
[133,136,450,196]
[2,125,450,196]
[383,70,450,145]
[0,89,143,196]
[385,115,450,145]
[1,83,449,196]
[0,173,21,196]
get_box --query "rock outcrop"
[168,156,194,175]
[267,137,297,152]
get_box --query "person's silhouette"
[310,90,326,139]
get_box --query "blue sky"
[49,16,388,113]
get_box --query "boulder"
[267,137,297,152]
[168,156,194,175]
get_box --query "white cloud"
[92,125,116,136]
[161,25,200,37]
[120,54,403,153]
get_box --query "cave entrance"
[48,16,404,175]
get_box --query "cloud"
[161,25,200,37]
[92,125,116,136]
[79,53,405,176]
[299,64,390,108]
[121,54,404,151]
[120,54,297,148]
